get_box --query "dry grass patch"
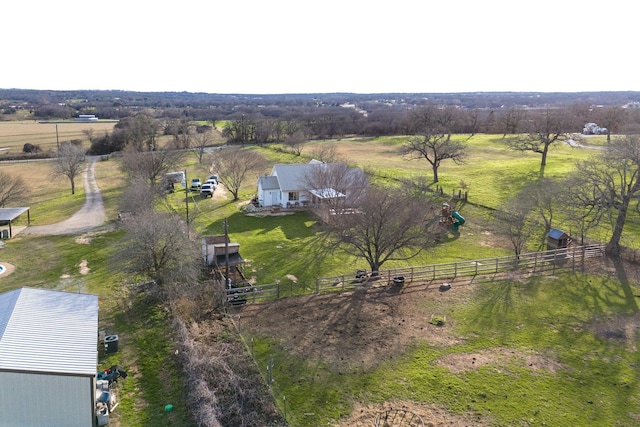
[0,120,117,154]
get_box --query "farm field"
[0,130,639,426]
[0,120,117,154]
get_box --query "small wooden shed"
[547,228,571,250]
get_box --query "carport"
[0,207,31,239]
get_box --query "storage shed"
[202,235,244,267]
[0,287,99,427]
[547,228,571,250]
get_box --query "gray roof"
[258,175,280,191]
[271,164,314,192]
[265,161,367,193]
[0,207,29,222]
[0,287,98,376]
[548,228,569,239]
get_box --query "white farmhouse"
[256,160,367,209]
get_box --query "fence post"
[277,281,280,299]
[315,278,319,294]
[495,258,499,274]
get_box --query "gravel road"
[22,157,106,236]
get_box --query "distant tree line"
[79,102,637,157]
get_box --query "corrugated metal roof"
[0,207,29,222]
[0,287,98,376]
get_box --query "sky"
[3,1,636,95]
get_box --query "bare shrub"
[173,315,286,427]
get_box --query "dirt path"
[22,156,106,236]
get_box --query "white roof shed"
[0,287,99,427]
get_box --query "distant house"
[74,114,99,122]
[256,160,367,209]
[0,287,99,427]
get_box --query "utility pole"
[224,218,230,287]
[55,123,60,151]
[184,170,189,226]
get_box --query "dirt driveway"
[22,156,106,236]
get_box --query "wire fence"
[226,244,606,304]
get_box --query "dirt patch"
[78,259,90,275]
[333,401,489,427]
[0,262,15,277]
[234,279,474,372]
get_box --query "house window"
[288,192,299,201]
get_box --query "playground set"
[424,201,466,232]
[439,202,465,231]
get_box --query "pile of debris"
[95,365,128,426]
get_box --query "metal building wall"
[0,370,93,427]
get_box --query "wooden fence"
[226,244,606,304]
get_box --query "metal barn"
[0,287,99,427]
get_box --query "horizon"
[3,87,640,97]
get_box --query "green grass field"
[0,132,638,426]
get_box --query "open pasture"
[0,129,638,426]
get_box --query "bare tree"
[561,173,607,245]
[120,147,184,187]
[303,161,369,211]
[323,186,431,273]
[283,131,306,156]
[50,142,86,194]
[571,135,640,256]
[403,105,466,183]
[113,208,201,293]
[596,106,628,143]
[0,171,28,207]
[210,147,264,201]
[113,114,160,151]
[501,106,526,137]
[521,178,561,244]
[310,143,338,163]
[118,176,158,215]
[192,127,213,164]
[82,128,95,144]
[495,192,537,259]
[169,118,195,150]
[508,108,570,176]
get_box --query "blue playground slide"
[451,210,465,231]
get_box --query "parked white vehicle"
[190,178,202,191]
[201,183,215,197]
